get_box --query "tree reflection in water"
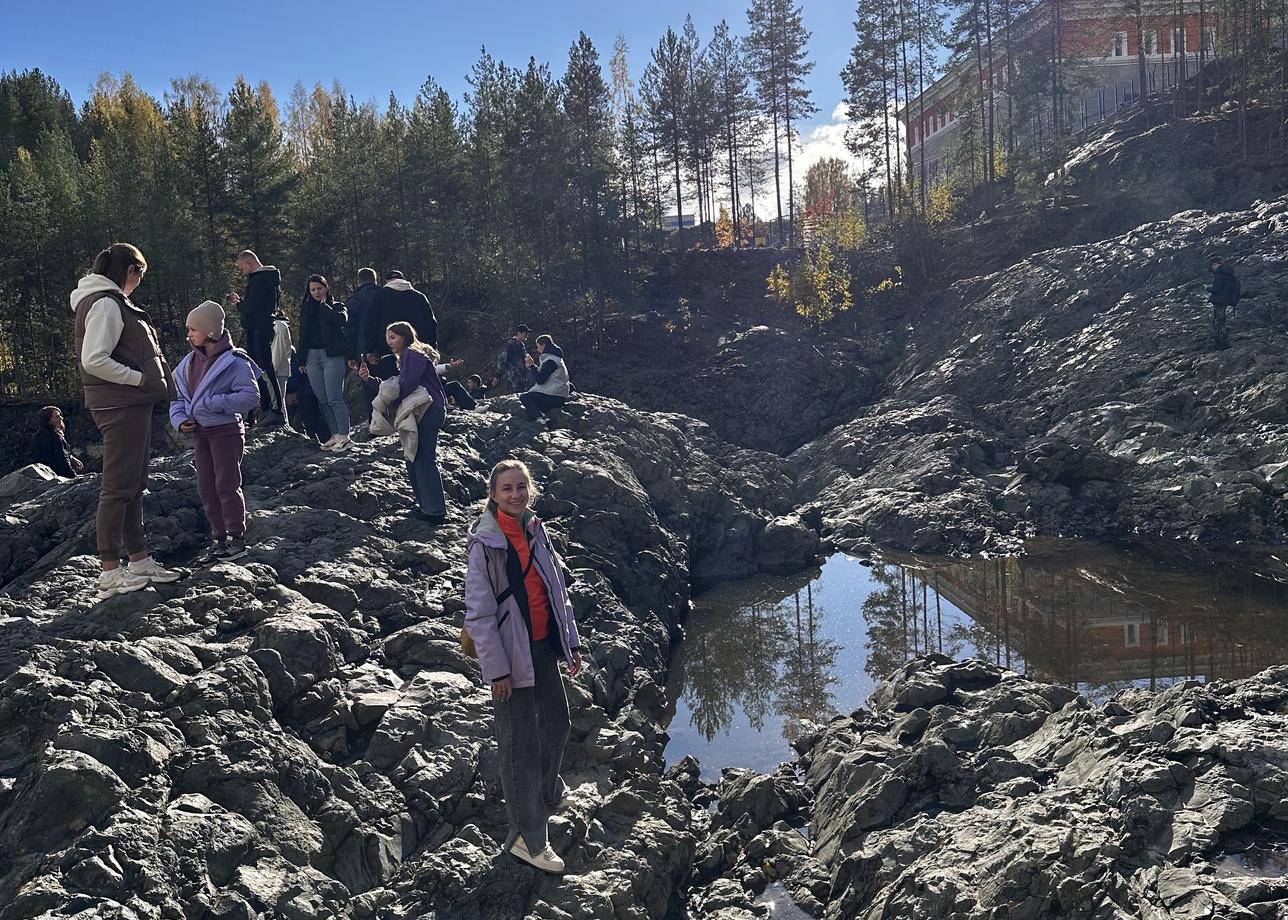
[678,572,840,744]
[669,541,1288,774]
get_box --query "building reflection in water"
[667,540,1288,770]
[887,539,1288,695]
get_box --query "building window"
[1154,623,1169,646]
[1112,32,1128,57]
[1203,28,1216,54]
[1172,28,1185,54]
[1124,623,1141,647]
[1141,29,1157,55]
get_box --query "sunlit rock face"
[797,196,1288,554]
[0,395,820,920]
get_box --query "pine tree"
[224,77,297,257]
[563,32,615,284]
[645,28,690,246]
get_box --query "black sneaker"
[197,537,227,564]
[219,536,249,561]
[410,509,447,526]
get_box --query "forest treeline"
[0,1,827,399]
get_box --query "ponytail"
[90,243,147,288]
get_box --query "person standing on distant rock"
[499,324,534,394]
[298,275,352,452]
[71,242,183,599]
[31,406,83,478]
[169,300,260,563]
[1208,254,1240,351]
[464,459,584,875]
[358,321,448,523]
[226,250,288,425]
[520,335,571,423]
[363,270,437,380]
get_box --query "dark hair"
[37,405,62,430]
[515,323,532,334]
[357,267,377,285]
[535,334,555,349]
[385,321,438,363]
[90,243,147,288]
[306,274,333,303]
[467,374,483,386]
[384,269,405,281]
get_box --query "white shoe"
[97,567,150,600]
[127,556,182,584]
[330,435,352,452]
[509,838,566,874]
[320,435,341,451]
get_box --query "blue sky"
[3,0,859,170]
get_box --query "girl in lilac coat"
[463,459,583,875]
[170,300,261,562]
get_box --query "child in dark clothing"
[31,406,83,477]
[170,300,261,562]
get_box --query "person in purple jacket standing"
[170,300,261,562]
[463,459,584,875]
[358,320,449,524]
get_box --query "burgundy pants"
[194,425,246,538]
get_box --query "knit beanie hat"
[187,300,226,339]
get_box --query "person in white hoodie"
[70,243,183,599]
[271,309,293,408]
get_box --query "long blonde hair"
[385,321,438,364]
[486,459,536,514]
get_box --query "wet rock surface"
[799,195,1288,552]
[0,395,818,920]
[791,656,1288,920]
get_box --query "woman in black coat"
[31,406,82,477]
[298,274,352,451]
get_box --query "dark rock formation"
[0,395,819,919]
[800,196,1288,552]
[793,656,1288,920]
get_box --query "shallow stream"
[665,538,1288,778]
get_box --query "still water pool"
[664,539,1288,778]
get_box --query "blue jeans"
[306,349,349,437]
[408,405,446,515]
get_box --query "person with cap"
[1208,254,1240,351]
[169,299,262,562]
[363,270,437,380]
[500,324,534,395]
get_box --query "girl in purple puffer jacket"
[170,300,261,563]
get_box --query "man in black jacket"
[1208,254,1239,351]
[227,249,287,424]
[363,270,437,379]
[346,266,379,369]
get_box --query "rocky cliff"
[0,396,820,920]
[798,195,1288,553]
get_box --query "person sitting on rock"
[466,374,488,400]
[463,458,584,875]
[358,321,448,524]
[169,300,261,563]
[31,406,83,478]
[520,334,571,423]
[438,359,480,410]
[1208,254,1240,351]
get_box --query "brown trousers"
[91,404,153,561]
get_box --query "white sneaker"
[509,838,566,874]
[320,435,341,451]
[97,567,150,600]
[127,556,182,584]
[330,435,353,452]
